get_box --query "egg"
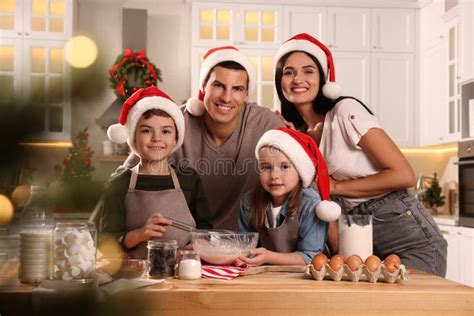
[385,260,400,273]
[384,254,401,265]
[365,255,381,272]
[329,255,345,271]
[311,253,328,271]
[346,254,363,272]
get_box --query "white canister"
[338,214,373,261]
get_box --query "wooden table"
[2,269,474,315]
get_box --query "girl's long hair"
[250,175,303,232]
[274,51,335,129]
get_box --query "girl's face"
[258,147,300,207]
[281,52,320,108]
[134,115,177,163]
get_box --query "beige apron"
[124,165,196,259]
[259,207,299,253]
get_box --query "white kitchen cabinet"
[371,9,415,53]
[0,0,72,40]
[327,8,370,52]
[332,52,370,105]
[283,6,326,42]
[438,224,460,283]
[458,227,474,287]
[419,35,449,146]
[192,2,283,49]
[0,0,72,141]
[371,53,414,146]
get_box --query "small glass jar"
[147,240,177,279]
[19,186,54,284]
[53,222,97,282]
[338,214,373,261]
[178,250,201,280]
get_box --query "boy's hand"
[139,213,171,242]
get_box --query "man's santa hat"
[185,46,256,116]
[107,86,184,155]
[255,127,341,222]
[274,33,342,100]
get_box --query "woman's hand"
[274,110,296,130]
[238,247,269,266]
[329,177,339,195]
[139,213,171,242]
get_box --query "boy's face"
[202,66,249,126]
[134,115,177,164]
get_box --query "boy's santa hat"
[255,127,341,222]
[107,86,184,155]
[274,33,342,100]
[185,46,256,116]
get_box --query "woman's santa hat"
[274,33,342,100]
[256,127,341,222]
[185,46,256,116]
[107,86,185,155]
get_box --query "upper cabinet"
[0,0,73,141]
[283,6,326,42]
[327,8,371,52]
[0,0,72,40]
[371,9,415,53]
[192,2,283,49]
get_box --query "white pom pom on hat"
[256,127,341,222]
[186,46,256,116]
[274,33,342,100]
[107,86,185,155]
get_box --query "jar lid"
[147,239,178,249]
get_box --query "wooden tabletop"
[2,269,474,315]
[106,269,474,316]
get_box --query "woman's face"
[281,52,320,108]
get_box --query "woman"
[273,33,447,277]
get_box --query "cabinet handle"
[457,231,462,236]
[328,44,337,48]
[17,32,22,36]
[440,35,444,38]
[25,32,29,36]
[440,230,449,234]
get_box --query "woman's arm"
[239,248,306,266]
[331,128,416,198]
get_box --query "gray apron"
[124,165,196,259]
[259,207,299,253]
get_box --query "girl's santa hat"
[255,127,341,222]
[185,46,256,116]
[107,86,185,155]
[274,33,342,100]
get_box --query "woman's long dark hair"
[275,51,335,129]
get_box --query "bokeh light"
[0,195,14,225]
[65,35,98,68]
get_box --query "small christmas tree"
[61,128,95,184]
[423,172,445,208]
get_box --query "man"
[122,46,284,230]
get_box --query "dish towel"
[201,263,248,280]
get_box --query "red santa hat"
[255,127,341,222]
[107,86,185,155]
[274,33,342,100]
[185,46,256,116]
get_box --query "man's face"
[202,66,249,126]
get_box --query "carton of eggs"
[53,223,96,281]
[305,253,408,283]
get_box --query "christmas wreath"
[109,48,162,99]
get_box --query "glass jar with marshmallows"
[53,222,96,282]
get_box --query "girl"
[99,87,212,259]
[237,127,340,265]
[273,33,447,276]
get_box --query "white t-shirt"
[267,205,282,228]
[319,98,386,209]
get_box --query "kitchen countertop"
[3,269,473,315]
[432,215,459,226]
